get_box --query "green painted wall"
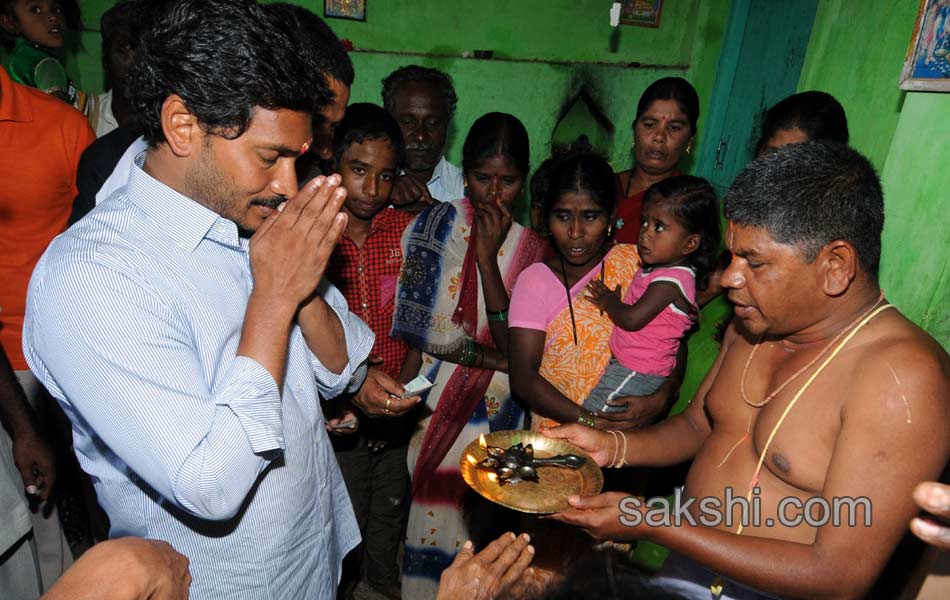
[877,93,950,347]
[284,0,699,65]
[47,0,728,218]
[798,1,920,170]
[799,0,950,348]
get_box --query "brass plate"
[459,430,603,514]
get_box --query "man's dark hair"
[264,3,354,87]
[755,91,849,155]
[332,102,404,165]
[461,112,529,176]
[381,65,458,117]
[127,0,330,145]
[724,141,883,276]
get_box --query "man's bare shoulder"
[846,308,949,420]
[858,308,948,381]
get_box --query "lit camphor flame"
[486,472,498,483]
[466,454,477,465]
[479,434,487,448]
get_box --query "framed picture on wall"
[620,0,663,28]
[324,0,365,22]
[899,0,950,91]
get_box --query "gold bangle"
[616,432,628,468]
[608,430,621,468]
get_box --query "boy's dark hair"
[100,1,143,61]
[263,3,354,87]
[100,0,159,90]
[128,0,330,145]
[635,77,700,133]
[381,65,458,117]
[461,112,529,176]
[2,0,79,49]
[755,91,849,155]
[542,551,686,600]
[332,102,404,165]
[0,0,14,49]
[724,141,883,277]
[540,152,616,224]
[644,175,721,291]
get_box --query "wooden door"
[694,0,819,195]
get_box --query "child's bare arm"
[585,280,682,331]
[396,347,423,384]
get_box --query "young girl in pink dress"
[584,175,720,412]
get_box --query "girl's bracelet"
[486,306,509,322]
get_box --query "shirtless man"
[544,141,950,599]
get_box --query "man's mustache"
[405,143,433,152]
[250,197,286,210]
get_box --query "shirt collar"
[427,155,450,186]
[341,208,405,242]
[0,66,32,123]
[127,152,241,253]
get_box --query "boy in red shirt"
[1,63,94,592]
[324,102,421,600]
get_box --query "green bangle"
[459,340,477,367]
[487,308,509,322]
[577,407,596,428]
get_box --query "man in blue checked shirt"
[22,1,419,598]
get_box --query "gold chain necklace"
[739,292,884,408]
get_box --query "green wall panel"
[797,0,920,170]
[60,0,729,219]
[798,0,949,348]
[878,92,950,348]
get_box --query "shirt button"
[295,384,304,393]
[361,303,368,309]
[358,265,364,272]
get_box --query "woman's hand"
[593,382,673,431]
[548,492,640,541]
[541,423,616,467]
[474,202,513,265]
[584,279,622,313]
[436,533,535,600]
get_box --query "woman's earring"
[615,218,624,231]
[686,142,693,155]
